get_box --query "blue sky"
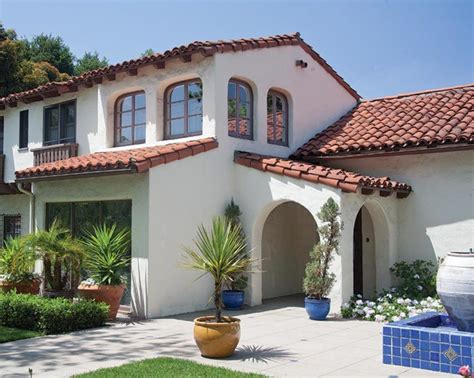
[1,0,472,98]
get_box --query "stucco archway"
[260,201,318,300]
[352,200,392,298]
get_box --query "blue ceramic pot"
[222,290,244,310]
[305,297,331,320]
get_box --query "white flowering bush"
[341,291,445,322]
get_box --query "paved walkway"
[1,295,449,377]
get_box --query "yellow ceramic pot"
[193,316,241,358]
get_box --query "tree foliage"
[27,33,75,75]
[74,51,108,76]
[141,48,154,57]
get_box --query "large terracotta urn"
[77,283,125,320]
[194,316,240,358]
[437,251,474,332]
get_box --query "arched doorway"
[262,201,318,299]
[352,201,391,298]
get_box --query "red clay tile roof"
[0,33,359,110]
[292,84,474,159]
[16,138,217,181]
[235,151,411,198]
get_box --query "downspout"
[17,182,35,234]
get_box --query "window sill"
[18,147,29,152]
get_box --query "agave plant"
[26,221,84,291]
[182,216,250,322]
[80,224,131,286]
[0,237,38,283]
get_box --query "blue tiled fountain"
[383,312,474,374]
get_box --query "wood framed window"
[44,100,76,146]
[115,91,146,146]
[0,117,4,154]
[267,90,289,146]
[165,79,203,139]
[19,110,29,149]
[3,215,21,240]
[228,79,253,139]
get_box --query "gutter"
[17,183,35,234]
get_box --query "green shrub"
[0,292,108,334]
[390,259,437,299]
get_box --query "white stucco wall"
[0,193,30,238]
[326,150,474,263]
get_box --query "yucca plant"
[26,221,84,291]
[0,237,38,283]
[80,224,130,286]
[182,216,250,322]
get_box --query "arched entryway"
[261,201,318,299]
[352,201,391,298]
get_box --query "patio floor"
[0,295,449,377]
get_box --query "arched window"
[228,79,253,139]
[165,79,203,139]
[267,90,288,146]
[115,91,146,146]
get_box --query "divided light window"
[165,80,203,139]
[228,79,253,139]
[267,90,288,146]
[44,101,76,146]
[115,91,146,147]
[19,110,29,149]
[3,215,21,240]
[0,117,4,154]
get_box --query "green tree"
[141,48,154,57]
[74,51,108,76]
[0,38,27,96]
[27,33,75,75]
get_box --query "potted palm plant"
[27,221,84,298]
[77,224,130,320]
[222,200,248,310]
[303,197,341,320]
[0,237,41,294]
[182,216,250,358]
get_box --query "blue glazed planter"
[305,297,331,320]
[222,290,244,310]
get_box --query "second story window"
[267,90,288,146]
[228,79,253,139]
[115,91,146,146]
[165,80,203,139]
[19,110,29,149]
[44,101,76,146]
[0,117,4,154]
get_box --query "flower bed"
[341,292,445,322]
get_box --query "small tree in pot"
[303,197,341,320]
[0,237,41,294]
[27,221,84,298]
[77,224,130,320]
[182,216,250,358]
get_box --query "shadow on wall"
[131,258,148,318]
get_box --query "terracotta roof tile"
[16,138,217,181]
[293,84,474,158]
[234,151,411,198]
[0,33,359,109]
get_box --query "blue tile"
[393,356,401,366]
[450,365,460,374]
[420,331,430,341]
[440,343,450,353]
[429,362,440,371]
[430,352,439,362]
[412,339,420,349]
[441,333,450,343]
[452,356,461,366]
[413,350,420,359]
[452,344,461,354]
[393,347,401,357]
[430,342,440,352]
[383,355,391,364]
[402,358,410,367]
[451,334,461,345]
[410,330,420,339]
[383,345,391,355]
[430,332,440,342]
[392,327,401,337]
[421,350,430,361]
[411,359,420,368]
[393,337,401,347]
[421,360,430,370]
[420,341,430,350]
[402,348,411,358]
[383,336,391,345]
[440,353,450,364]
[402,337,409,347]
[462,346,471,356]
[461,356,472,366]
[383,327,392,336]
[440,364,450,373]
[461,336,472,346]
[402,329,410,338]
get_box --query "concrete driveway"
[0,295,448,377]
